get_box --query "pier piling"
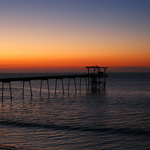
[29,81,32,97]
[2,82,4,100]
[9,82,12,100]
[40,80,50,97]
[22,81,24,98]
[40,80,42,96]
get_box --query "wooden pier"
[0,66,108,100]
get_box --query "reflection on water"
[0,73,150,149]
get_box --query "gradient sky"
[0,0,150,73]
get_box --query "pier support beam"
[2,82,4,100]
[74,78,77,92]
[29,80,32,97]
[40,80,42,96]
[9,82,12,100]
[22,81,32,98]
[61,79,64,94]
[54,78,64,94]
[40,80,50,97]
[1,82,12,100]
[22,81,24,98]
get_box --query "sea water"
[0,73,150,149]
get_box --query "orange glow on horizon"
[0,51,149,72]
[1,18,150,73]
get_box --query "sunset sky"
[0,0,150,73]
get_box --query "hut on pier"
[85,66,108,90]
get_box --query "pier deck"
[0,74,107,82]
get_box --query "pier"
[0,66,108,100]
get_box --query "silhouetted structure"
[0,66,108,100]
[85,66,108,90]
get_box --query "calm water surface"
[0,73,150,149]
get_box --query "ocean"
[0,73,150,149]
